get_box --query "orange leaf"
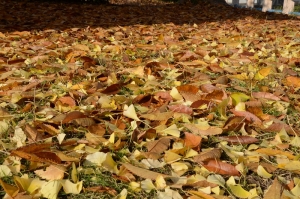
[263,178,282,199]
[57,96,76,107]
[168,104,193,115]
[285,76,300,88]
[203,159,240,176]
[184,132,202,149]
[256,148,295,160]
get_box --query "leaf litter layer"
[0,0,300,198]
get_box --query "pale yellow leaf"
[40,180,62,199]
[162,124,180,137]
[61,180,82,194]
[123,104,140,121]
[155,175,166,190]
[141,179,156,193]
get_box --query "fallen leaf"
[203,159,240,176]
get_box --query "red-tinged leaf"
[155,91,172,102]
[200,84,218,93]
[101,84,122,95]
[184,132,202,149]
[168,104,193,115]
[230,109,262,124]
[263,119,300,135]
[252,92,280,101]
[203,159,240,176]
[62,111,86,124]
[57,96,76,107]
[218,136,259,144]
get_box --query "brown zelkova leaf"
[256,148,295,160]
[263,178,282,199]
[194,148,222,163]
[218,136,259,144]
[133,94,152,106]
[168,104,193,115]
[200,84,218,93]
[88,124,106,136]
[72,117,96,127]
[122,163,170,180]
[38,123,60,135]
[57,96,76,107]
[34,152,62,164]
[23,124,38,141]
[146,137,171,154]
[246,106,270,121]
[203,159,240,176]
[184,180,218,188]
[204,90,226,101]
[230,109,262,124]
[62,111,86,124]
[155,91,173,102]
[176,84,200,102]
[223,116,246,132]
[252,92,281,101]
[263,120,300,136]
[190,99,212,109]
[101,83,122,95]
[184,132,202,149]
[285,76,300,88]
[11,143,52,153]
[10,150,48,163]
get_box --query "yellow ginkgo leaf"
[155,175,166,190]
[228,184,250,199]
[254,66,272,80]
[164,151,182,164]
[141,179,156,193]
[40,180,62,199]
[162,124,180,137]
[257,165,272,178]
[123,104,140,121]
[61,179,82,194]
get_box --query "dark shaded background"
[0,0,299,32]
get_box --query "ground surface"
[0,0,300,198]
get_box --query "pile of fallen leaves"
[0,0,300,198]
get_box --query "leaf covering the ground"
[0,0,300,198]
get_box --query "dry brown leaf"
[263,178,282,199]
[57,96,76,107]
[218,136,259,144]
[230,109,262,124]
[62,111,86,124]
[194,148,222,163]
[146,137,170,154]
[122,163,170,180]
[140,111,174,121]
[88,124,106,136]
